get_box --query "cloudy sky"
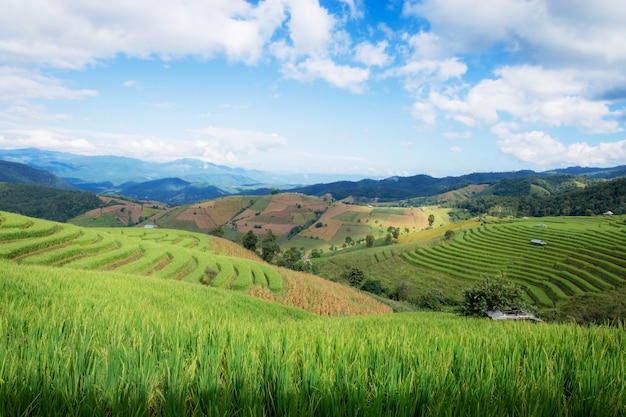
[1,0,625,178]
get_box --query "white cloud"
[283,57,369,93]
[0,0,289,68]
[354,41,391,67]
[192,126,288,163]
[0,128,98,154]
[495,128,626,167]
[338,0,364,20]
[0,67,97,102]
[0,105,71,123]
[123,80,137,88]
[384,58,467,92]
[426,65,621,134]
[283,0,336,57]
[402,0,626,66]
[0,124,288,166]
[450,146,462,153]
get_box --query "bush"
[460,275,522,317]
[418,289,446,311]
[361,279,383,295]
[342,267,366,287]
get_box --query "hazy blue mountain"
[0,160,76,190]
[0,148,367,189]
[119,178,228,205]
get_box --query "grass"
[0,211,387,316]
[316,215,626,309]
[1,259,624,416]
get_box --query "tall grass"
[2,260,624,416]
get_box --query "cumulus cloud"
[425,65,621,133]
[495,127,626,167]
[0,0,288,68]
[354,41,391,67]
[402,0,626,65]
[282,57,369,92]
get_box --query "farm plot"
[402,216,626,307]
[0,211,286,296]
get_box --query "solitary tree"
[365,234,375,248]
[260,230,280,263]
[342,267,366,287]
[241,230,258,251]
[428,214,435,227]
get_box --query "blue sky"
[1,0,625,178]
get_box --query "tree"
[260,230,280,263]
[345,236,353,246]
[342,267,366,287]
[361,279,384,295]
[365,235,375,248]
[241,230,258,251]
[444,230,455,240]
[278,246,302,270]
[460,275,523,317]
[428,214,435,227]
[209,225,225,238]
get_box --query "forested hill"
[0,160,76,190]
[287,166,626,202]
[288,171,537,201]
[454,176,626,217]
[0,183,102,222]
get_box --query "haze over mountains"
[1,147,626,205]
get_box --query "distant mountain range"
[1,147,626,205]
[0,148,366,192]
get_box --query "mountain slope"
[119,177,228,205]
[0,160,76,190]
[0,183,102,222]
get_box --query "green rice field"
[1,259,625,416]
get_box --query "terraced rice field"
[402,216,626,307]
[0,211,285,295]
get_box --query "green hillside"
[315,215,626,314]
[0,211,389,316]
[1,259,624,416]
[0,182,102,222]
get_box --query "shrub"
[460,275,522,317]
[361,279,383,295]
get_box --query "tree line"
[451,177,626,218]
[0,182,102,222]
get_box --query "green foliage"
[242,230,258,251]
[260,230,280,263]
[444,230,455,240]
[209,225,225,237]
[0,183,101,222]
[365,234,375,248]
[428,214,435,226]
[460,276,523,317]
[454,176,626,217]
[418,289,446,311]
[557,288,626,326]
[342,267,366,287]
[361,279,384,295]
[277,246,302,270]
